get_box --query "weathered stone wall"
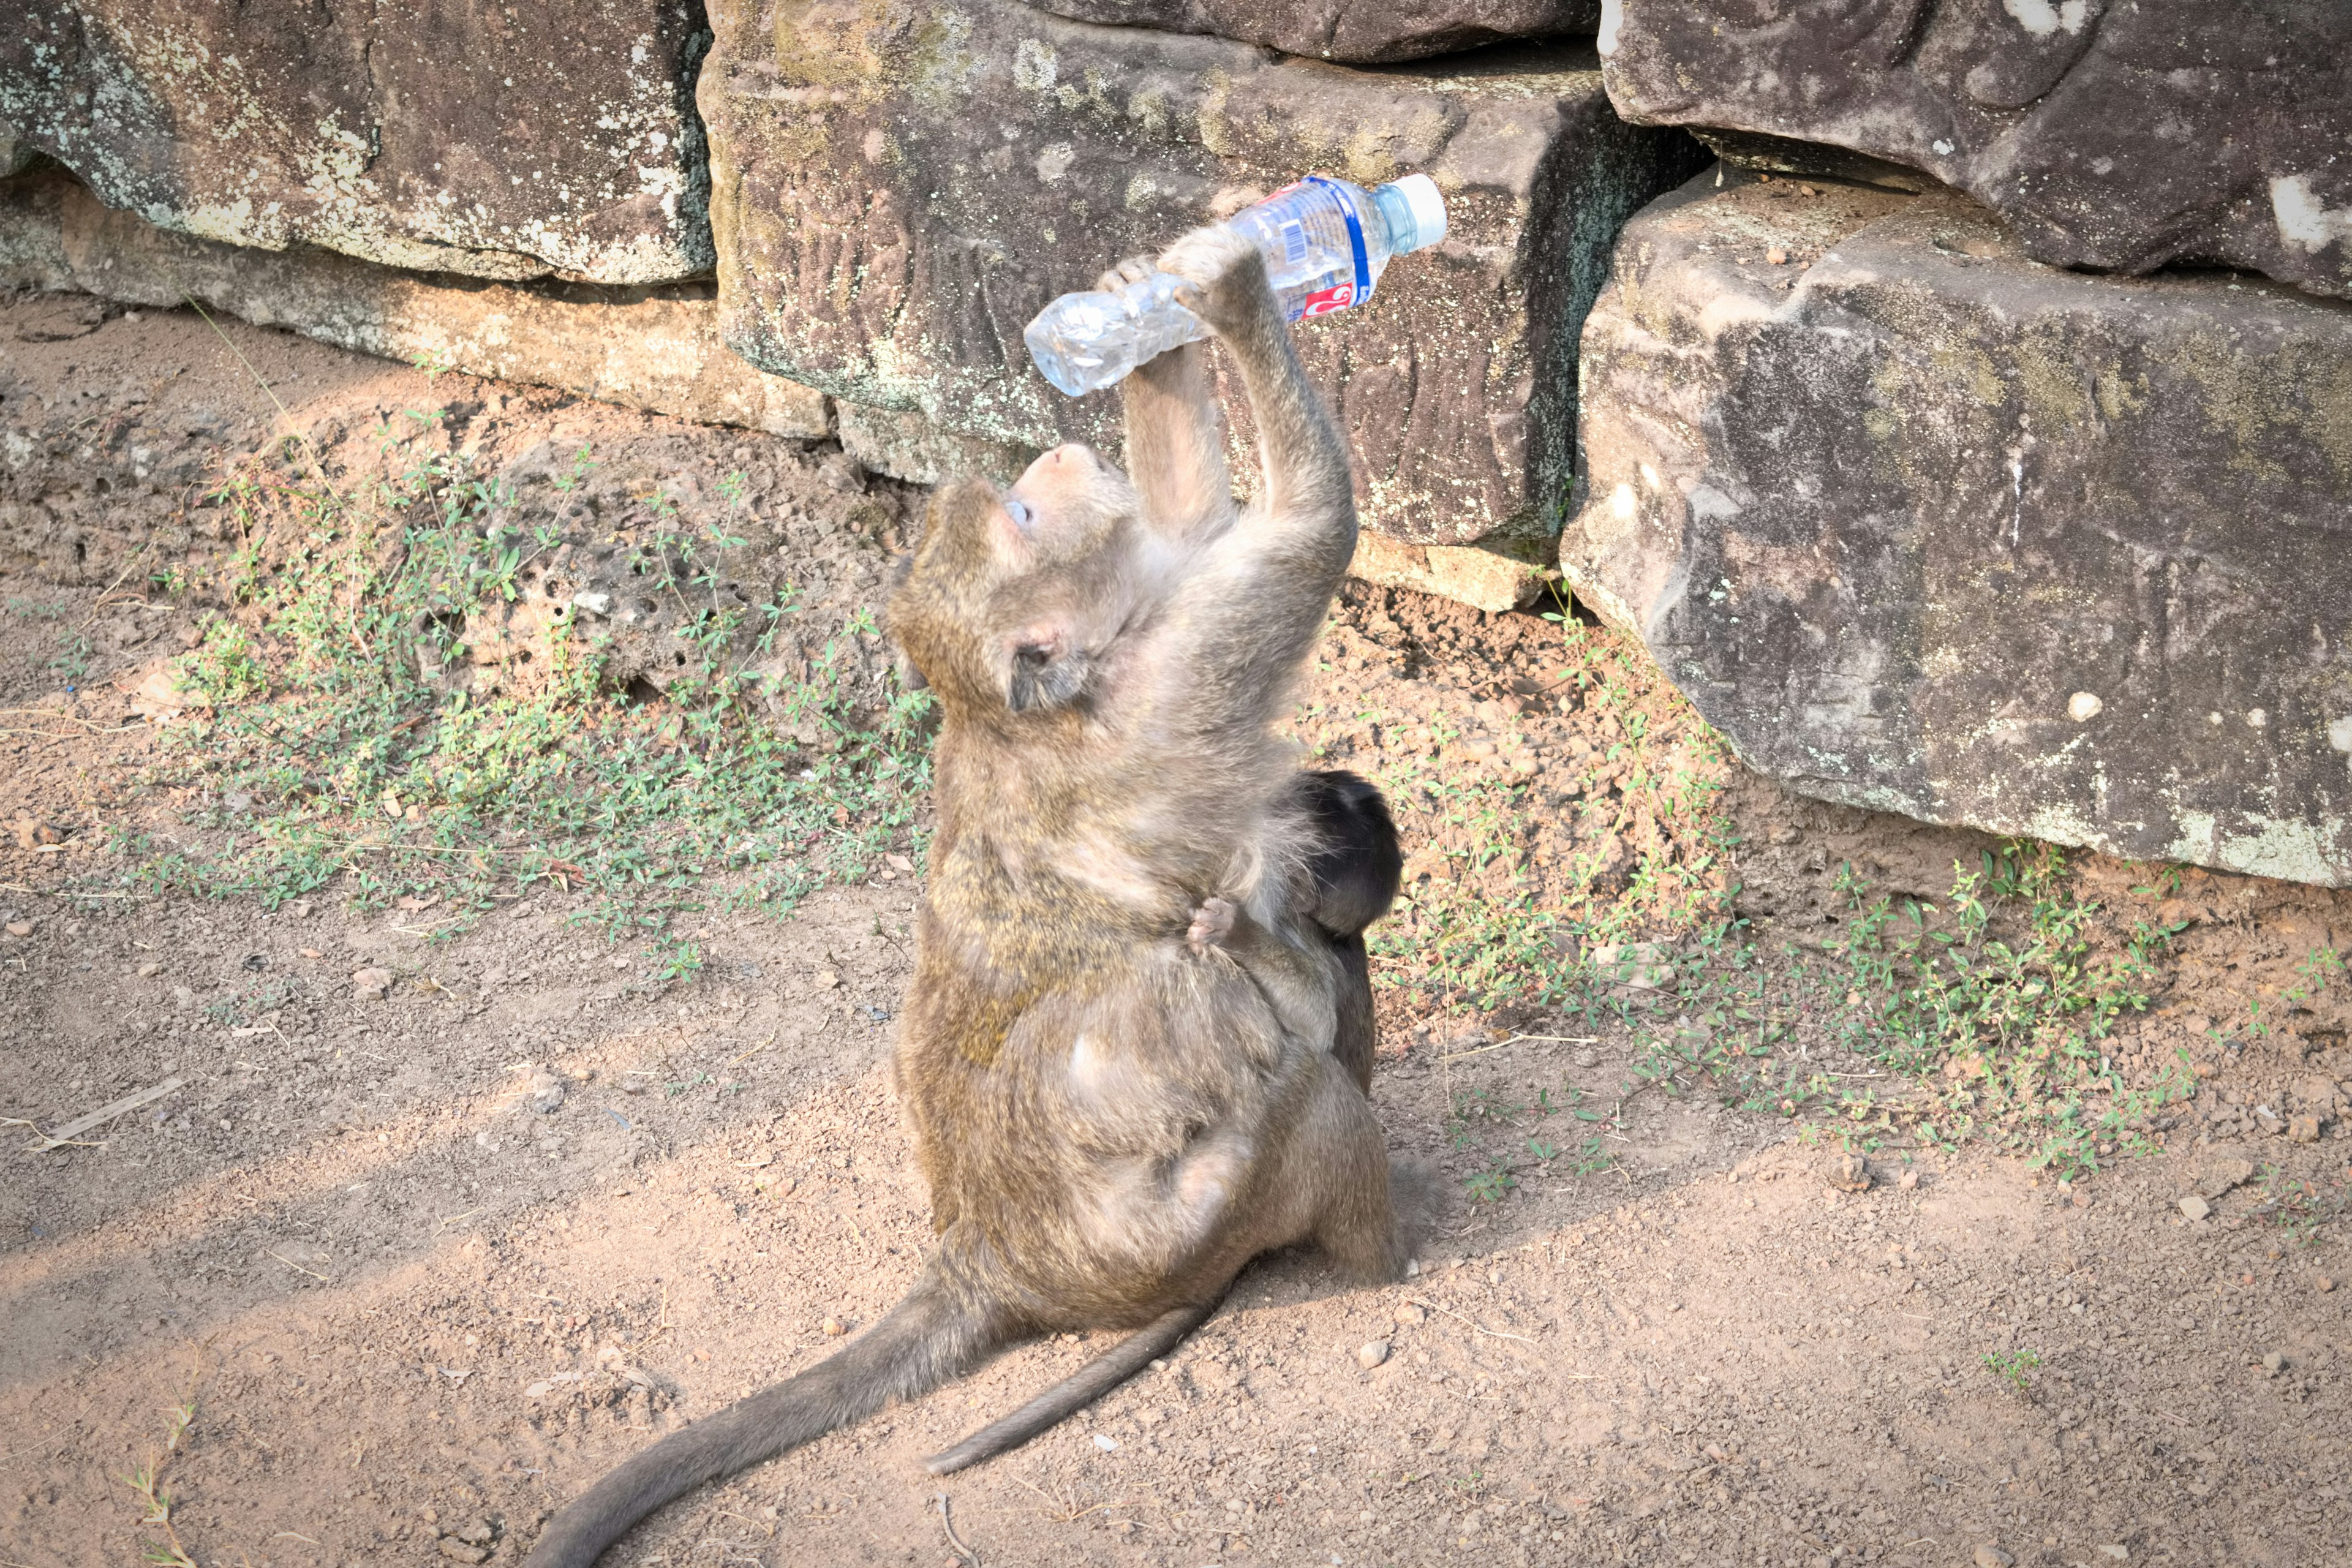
[0,0,714,283]
[1025,0,1599,64]
[1562,168,2352,886]
[0,169,826,440]
[1598,0,2352,302]
[701,0,1705,546]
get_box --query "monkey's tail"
[924,1294,1223,1474]
[526,1267,997,1568]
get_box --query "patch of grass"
[1444,1079,1618,1199]
[1351,608,1738,1017]
[1637,845,2193,1181]
[107,431,930,949]
[2238,944,2349,1047]
[1981,1347,2042,1395]
[1815,845,2192,1178]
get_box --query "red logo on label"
[1302,282,1357,316]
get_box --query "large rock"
[0,0,713,284]
[1025,0,1597,64]
[701,1,1705,547]
[0,170,825,440]
[1598,0,2352,302]
[1562,168,2352,888]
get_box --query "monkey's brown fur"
[525,228,1417,1568]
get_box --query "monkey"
[524,226,1422,1568]
[1187,767,1401,1094]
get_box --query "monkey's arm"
[1123,345,1234,545]
[1159,229,1352,565]
[1141,228,1357,728]
[1098,258,1235,545]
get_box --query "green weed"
[122,1395,200,1567]
[1981,1348,2041,1394]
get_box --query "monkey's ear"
[1002,624,1089,714]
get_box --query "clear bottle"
[1024,173,1449,398]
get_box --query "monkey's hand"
[1155,225,1278,341]
[1185,895,1237,956]
[1096,255,1155,293]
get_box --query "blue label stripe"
[1304,174,1371,303]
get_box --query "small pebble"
[527,1069,565,1114]
[2096,1547,2130,1562]
[2179,1194,2212,1221]
[4,919,34,938]
[351,965,394,1001]
[821,1316,846,1336]
[1093,1433,1119,1451]
[1357,1340,1391,1370]
[1393,1303,1425,1325]
[137,961,162,978]
[1765,247,1789,265]
[1974,1547,2015,1568]
[1826,1153,1871,1193]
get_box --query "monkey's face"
[1002,445,1134,560]
[891,448,1146,720]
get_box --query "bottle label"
[1300,281,1358,315]
[1301,174,1373,308]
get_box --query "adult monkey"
[526,225,1417,1567]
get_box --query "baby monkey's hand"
[1185,895,1237,956]
[1155,225,1277,341]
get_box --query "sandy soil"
[2,292,2349,1568]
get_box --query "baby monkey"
[526,227,1414,1567]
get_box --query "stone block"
[1347,532,1549,614]
[1562,168,2352,887]
[702,1,1704,546]
[0,0,713,284]
[1025,0,1597,64]
[0,170,826,441]
[1598,0,2352,301]
[835,402,1036,488]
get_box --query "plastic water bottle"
[1024,173,1449,398]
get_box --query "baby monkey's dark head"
[889,443,1150,725]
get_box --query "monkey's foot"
[1185,896,1237,955]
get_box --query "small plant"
[1463,1161,1518,1203]
[1982,1348,2042,1394]
[2252,1163,2348,1246]
[122,1396,200,1567]
[2241,944,2349,1046]
[646,933,706,986]
[45,628,94,686]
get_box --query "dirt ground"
[3,292,2350,1568]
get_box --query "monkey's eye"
[1003,498,1034,531]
